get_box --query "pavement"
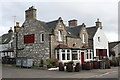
[2,64,119,78]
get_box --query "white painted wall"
[93,27,109,58]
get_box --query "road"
[1,64,119,78]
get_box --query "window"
[87,53,88,59]
[62,54,65,60]
[98,37,100,42]
[82,34,85,43]
[40,33,44,43]
[67,50,70,52]
[72,51,78,60]
[57,54,59,60]
[72,50,77,52]
[58,30,62,41]
[62,49,65,52]
[72,54,78,60]
[90,53,92,59]
[73,43,76,47]
[67,54,70,60]
[59,25,62,27]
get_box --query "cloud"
[0,0,118,42]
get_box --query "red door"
[81,52,84,64]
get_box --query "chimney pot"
[16,22,19,27]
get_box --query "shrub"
[39,59,44,67]
[46,59,59,67]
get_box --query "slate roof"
[0,32,13,44]
[44,18,83,38]
[65,25,83,38]
[2,47,14,52]
[109,41,120,50]
[22,17,85,38]
[86,26,98,39]
[46,20,58,33]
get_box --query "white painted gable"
[93,27,109,57]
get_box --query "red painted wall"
[24,34,34,43]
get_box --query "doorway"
[81,52,84,64]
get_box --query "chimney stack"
[68,19,77,26]
[95,18,102,29]
[8,27,13,33]
[14,22,20,32]
[25,6,37,20]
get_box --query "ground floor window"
[90,53,92,59]
[62,53,65,60]
[86,49,93,59]
[57,54,59,60]
[67,54,70,60]
[72,54,78,60]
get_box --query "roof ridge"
[86,26,96,29]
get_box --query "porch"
[55,45,93,64]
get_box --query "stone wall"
[17,20,50,66]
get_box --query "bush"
[46,59,59,67]
[105,60,111,69]
[39,59,44,67]
[47,64,53,68]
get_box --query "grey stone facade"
[15,6,89,66]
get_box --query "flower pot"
[74,63,81,72]
[85,62,92,70]
[59,63,64,71]
[93,61,99,69]
[66,63,73,72]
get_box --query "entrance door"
[81,52,84,64]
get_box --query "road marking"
[89,71,117,78]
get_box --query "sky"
[0,0,119,42]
